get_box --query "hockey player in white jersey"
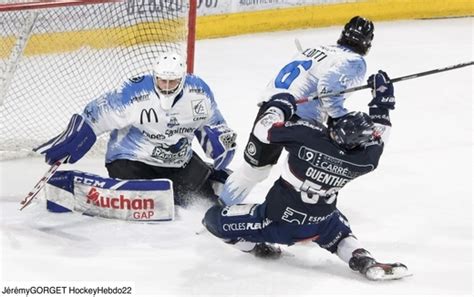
[220,16,374,205]
[35,51,237,210]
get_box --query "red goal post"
[0,0,197,158]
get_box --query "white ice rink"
[1,17,473,296]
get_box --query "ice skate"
[349,249,411,281]
[248,242,282,259]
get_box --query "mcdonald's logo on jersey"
[140,108,158,125]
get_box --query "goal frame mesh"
[0,0,197,159]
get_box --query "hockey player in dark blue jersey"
[202,71,410,281]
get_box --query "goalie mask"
[329,111,375,150]
[153,52,186,110]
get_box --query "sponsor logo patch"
[167,116,179,128]
[86,187,155,210]
[151,137,189,163]
[191,99,208,121]
[246,141,257,156]
[140,108,158,124]
[281,207,307,225]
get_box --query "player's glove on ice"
[201,124,237,171]
[367,70,395,110]
[34,114,96,165]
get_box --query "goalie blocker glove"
[34,114,96,165]
[200,124,237,171]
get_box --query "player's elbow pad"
[34,114,97,165]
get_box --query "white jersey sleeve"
[82,77,147,136]
[263,45,367,123]
[317,56,366,119]
[192,76,234,158]
[191,77,227,128]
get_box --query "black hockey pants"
[106,154,217,206]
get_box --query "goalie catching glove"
[34,114,96,165]
[200,124,237,171]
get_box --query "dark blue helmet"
[337,16,374,55]
[329,111,375,150]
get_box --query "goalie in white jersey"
[221,16,374,205]
[36,52,237,208]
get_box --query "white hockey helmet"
[153,52,186,110]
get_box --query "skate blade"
[366,266,412,281]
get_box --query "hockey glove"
[261,92,296,121]
[201,124,237,171]
[367,70,395,110]
[34,114,97,165]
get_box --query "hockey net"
[0,0,196,159]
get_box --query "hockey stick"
[19,157,66,211]
[195,227,208,235]
[294,38,303,53]
[296,61,474,104]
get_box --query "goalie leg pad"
[45,170,175,221]
[47,200,72,213]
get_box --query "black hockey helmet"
[329,111,375,150]
[337,16,374,55]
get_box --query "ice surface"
[1,17,472,296]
